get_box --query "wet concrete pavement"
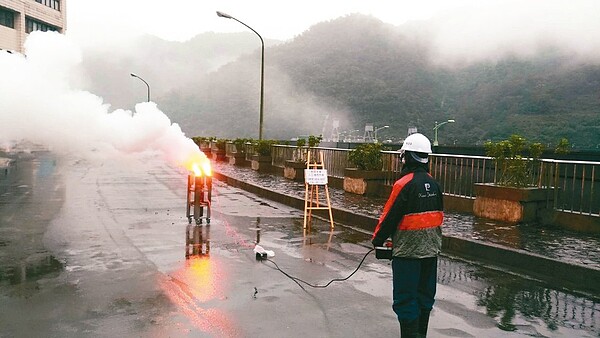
[1,153,599,337]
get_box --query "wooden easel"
[303,150,334,229]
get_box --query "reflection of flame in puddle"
[160,257,240,336]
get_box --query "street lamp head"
[448,119,455,123]
[130,73,150,102]
[216,11,233,19]
[384,125,389,128]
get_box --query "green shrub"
[348,143,383,171]
[555,138,570,155]
[233,138,251,153]
[292,138,307,162]
[307,135,322,148]
[484,134,544,187]
[215,138,228,150]
[254,139,275,156]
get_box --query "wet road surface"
[0,153,598,337]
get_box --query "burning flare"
[188,155,212,177]
[192,163,202,176]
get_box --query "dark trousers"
[391,256,437,321]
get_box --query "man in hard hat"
[371,133,444,338]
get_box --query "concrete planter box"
[199,146,211,157]
[251,155,272,172]
[227,153,248,166]
[211,149,227,162]
[473,183,550,223]
[283,160,307,182]
[343,168,386,196]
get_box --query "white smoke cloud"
[0,32,205,169]
[421,0,600,66]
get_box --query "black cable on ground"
[264,248,375,289]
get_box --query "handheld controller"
[375,241,393,260]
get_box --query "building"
[0,0,66,53]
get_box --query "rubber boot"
[399,318,419,338]
[417,310,431,337]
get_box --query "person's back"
[371,133,443,338]
[389,168,443,259]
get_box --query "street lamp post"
[217,11,265,140]
[433,119,455,146]
[130,73,150,102]
[374,125,389,143]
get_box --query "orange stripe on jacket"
[371,173,414,239]
[398,211,444,231]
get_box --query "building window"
[25,17,58,33]
[35,0,60,11]
[0,8,15,28]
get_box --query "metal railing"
[248,144,600,217]
[546,159,599,216]
[271,145,351,178]
[429,154,599,216]
[429,154,495,199]
[271,144,295,167]
[225,142,236,156]
[319,146,352,178]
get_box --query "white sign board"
[305,169,328,185]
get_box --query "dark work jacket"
[371,166,443,258]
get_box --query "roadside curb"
[214,171,600,296]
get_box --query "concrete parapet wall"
[547,211,600,234]
[443,194,474,213]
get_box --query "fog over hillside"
[77,8,600,147]
[76,32,278,112]
[421,0,600,67]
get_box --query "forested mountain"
[81,14,600,148]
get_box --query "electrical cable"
[263,248,375,289]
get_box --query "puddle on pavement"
[0,253,64,286]
[0,154,65,291]
[438,258,600,334]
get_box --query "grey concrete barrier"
[443,236,600,295]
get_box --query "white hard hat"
[400,133,432,154]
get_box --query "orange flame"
[192,163,202,176]
[188,155,212,177]
[201,160,212,177]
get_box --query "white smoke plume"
[0,32,206,170]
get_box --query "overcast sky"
[66,0,600,65]
[67,0,503,43]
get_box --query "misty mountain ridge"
[81,14,600,148]
[79,32,283,111]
